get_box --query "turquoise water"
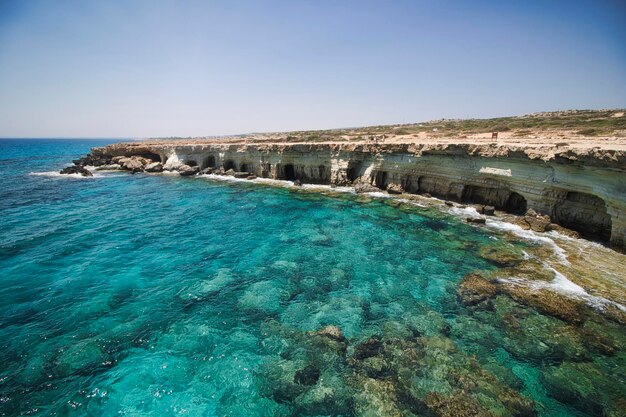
[0,140,624,416]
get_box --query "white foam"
[365,191,392,199]
[548,267,587,295]
[198,174,290,187]
[302,184,355,194]
[29,171,98,179]
[200,174,358,195]
[397,198,426,207]
[485,218,569,265]
[136,171,582,270]
[498,267,626,313]
[448,206,482,219]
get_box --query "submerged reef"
[251,270,626,416]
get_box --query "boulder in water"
[513,209,552,232]
[113,155,153,171]
[475,205,495,215]
[354,182,379,193]
[60,165,93,177]
[144,162,163,172]
[386,183,403,194]
[178,164,200,176]
[466,217,486,224]
[95,164,121,171]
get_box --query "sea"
[0,139,623,416]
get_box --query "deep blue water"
[0,140,623,417]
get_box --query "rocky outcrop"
[112,155,154,172]
[74,140,626,249]
[178,164,200,176]
[60,165,93,177]
[386,183,403,194]
[144,162,163,172]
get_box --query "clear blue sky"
[1,0,625,137]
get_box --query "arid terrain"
[140,109,626,150]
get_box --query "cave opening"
[240,163,249,172]
[554,191,612,242]
[184,160,198,167]
[261,163,271,178]
[318,165,328,183]
[204,155,216,168]
[140,152,162,163]
[461,185,509,208]
[223,160,236,171]
[504,192,527,214]
[375,171,388,189]
[347,167,357,182]
[284,164,296,181]
[403,175,420,194]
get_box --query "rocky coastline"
[67,140,626,250]
[59,139,626,416]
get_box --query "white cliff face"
[91,142,626,249]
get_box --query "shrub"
[576,128,598,136]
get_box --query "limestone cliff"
[81,141,626,249]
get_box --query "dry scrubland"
[146,109,626,149]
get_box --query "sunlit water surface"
[0,140,624,417]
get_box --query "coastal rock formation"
[177,164,200,176]
[386,183,403,194]
[72,140,626,248]
[59,165,93,177]
[144,162,163,172]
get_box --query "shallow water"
[0,140,624,416]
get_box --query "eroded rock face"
[513,209,552,232]
[77,140,626,248]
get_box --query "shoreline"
[47,165,626,316]
[71,139,626,249]
[56,135,626,323]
